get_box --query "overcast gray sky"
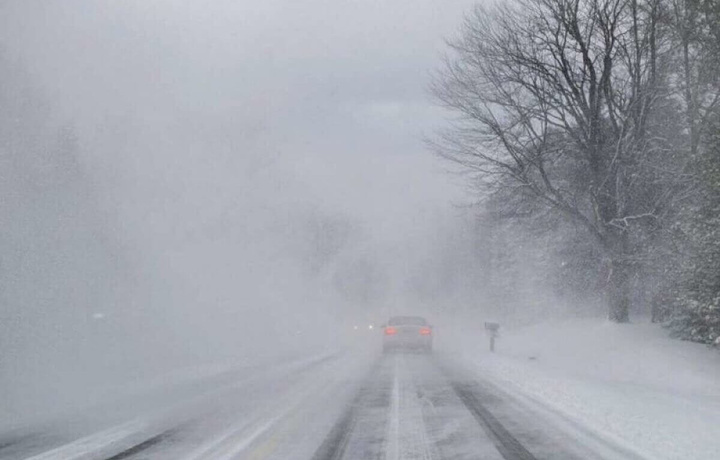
[0,0,475,226]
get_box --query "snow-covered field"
[451,319,720,460]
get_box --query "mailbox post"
[484,322,500,352]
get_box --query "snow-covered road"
[2,348,658,460]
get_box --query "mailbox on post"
[484,322,500,352]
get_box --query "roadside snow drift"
[451,319,720,460]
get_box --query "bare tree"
[431,0,683,321]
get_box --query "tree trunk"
[608,258,631,323]
[604,229,631,323]
[650,295,665,323]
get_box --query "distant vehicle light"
[384,327,397,335]
[368,324,374,330]
[419,327,431,335]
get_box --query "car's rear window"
[388,316,427,326]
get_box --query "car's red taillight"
[419,327,432,335]
[385,327,397,335]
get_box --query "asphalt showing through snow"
[451,383,536,460]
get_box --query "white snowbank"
[451,319,720,460]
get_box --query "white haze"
[0,0,491,429]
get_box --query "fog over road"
[2,345,645,460]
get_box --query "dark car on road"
[382,316,432,353]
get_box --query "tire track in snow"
[452,382,537,460]
[311,358,388,460]
[309,398,359,460]
[385,356,437,460]
[385,358,400,460]
[313,355,439,460]
[104,429,179,460]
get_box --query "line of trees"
[432,0,720,343]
